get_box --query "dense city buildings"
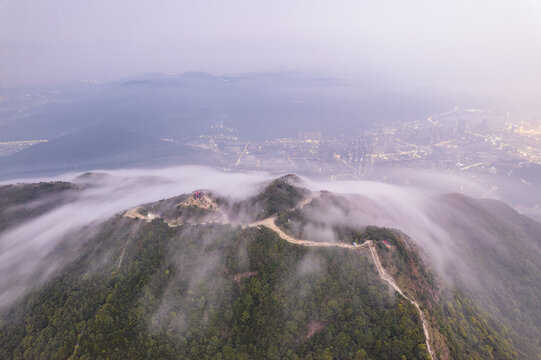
[177,106,540,185]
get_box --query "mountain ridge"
[0,175,540,359]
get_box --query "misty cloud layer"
[0,165,536,312]
[301,180,469,275]
[0,166,271,307]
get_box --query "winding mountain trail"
[252,215,436,360]
[368,241,435,359]
[252,217,369,249]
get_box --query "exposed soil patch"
[303,321,325,341]
[231,271,259,284]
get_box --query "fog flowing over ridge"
[0,165,533,310]
[0,166,271,306]
[302,178,485,276]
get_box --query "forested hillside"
[1,179,541,359]
[0,216,429,359]
[0,182,76,232]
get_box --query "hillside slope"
[0,177,540,359]
[0,218,430,359]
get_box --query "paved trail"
[252,216,435,360]
[252,217,370,249]
[368,241,435,359]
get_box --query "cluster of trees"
[240,178,308,221]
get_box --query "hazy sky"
[1,0,540,100]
